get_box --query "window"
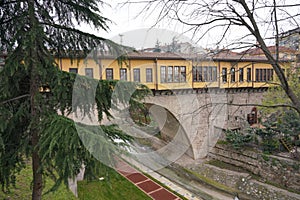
[146,68,153,82]
[174,66,180,82]
[180,66,186,82]
[266,69,273,81]
[85,68,93,78]
[161,66,166,83]
[193,66,217,82]
[230,67,236,82]
[199,67,203,81]
[192,67,197,81]
[239,68,244,82]
[208,67,213,81]
[256,69,260,82]
[106,68,113,80]
[222,68,227,82]
[193,66,202,82]
[133,68,140,82]
[69,68,78,74]
[212,67,217,82]
[262,69,267,81]
[167,66,173,82]
[120,68,127,80]
[255,69,273,82]
[247,68,251,82]
[161,65,186,83]
[203,66,208,81]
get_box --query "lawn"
[0,162,151,200]
[78,166,152,200]
[0,163,77,200]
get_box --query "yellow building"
[57,50,293,91]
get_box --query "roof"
[0,48,294,63]
[126,51,187,60]
[279,27,300,38]
[210,49,240,57]
[241,46,296,55]
[125,51,292,62]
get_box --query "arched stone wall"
[144,103,195,158]
[145,89,265,159]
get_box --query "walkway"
[115,157,181,200]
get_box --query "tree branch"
[0,94,30,105]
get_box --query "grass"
[77,166,151,200]
[206,159,249,173]
[183,168,237,195]
[0,162,151,200]
[0,163,77,200]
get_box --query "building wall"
[57,54,291,91]
[156,59,192,90]
[129,59,156,89]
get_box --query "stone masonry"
[145,88,266,159]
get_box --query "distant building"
[278,28,300,67]
[0,52,6,71]
[241,45,296,60]
[141,41,205,55]
[279,28,300,51]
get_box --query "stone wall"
[209,144,300,191]
[190,163,300,200]
[145,88,266,159]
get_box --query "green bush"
[261,138,280,153]
[225,130,253,150]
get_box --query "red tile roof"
[241,46,296,55]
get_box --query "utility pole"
[119,34,124,45]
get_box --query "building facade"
[57,51,292,92]
[279,28,300,67]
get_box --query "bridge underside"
[144,89,265,160]
[145,103,195,159]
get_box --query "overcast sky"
[80,1,204,50]
[80,1,299,51]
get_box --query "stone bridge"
[143,88,266,160]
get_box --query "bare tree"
[124,0,300,113]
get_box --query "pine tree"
[0,1,149,199]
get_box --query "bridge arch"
[144,92,229,160]
[144,103,195,159]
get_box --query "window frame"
[180,66,186,82]
[85,68,94,78]
[69,68,78,74]
[105,68,113,80]
[174,66,180,82]
[167,66,173,82]
[230,67,236,82]
[247,68,251,82]
[133,68,140,82]
[239,68,244,82]
[222,67,227,83]
[120,68,127,80]
[146,68,153,83]
[160,66,166,83]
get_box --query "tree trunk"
[30,56,43,200]
[28,0,44,198]
[30,72,43,200]
[32,145,43,200]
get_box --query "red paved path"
[115,158,181,200]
